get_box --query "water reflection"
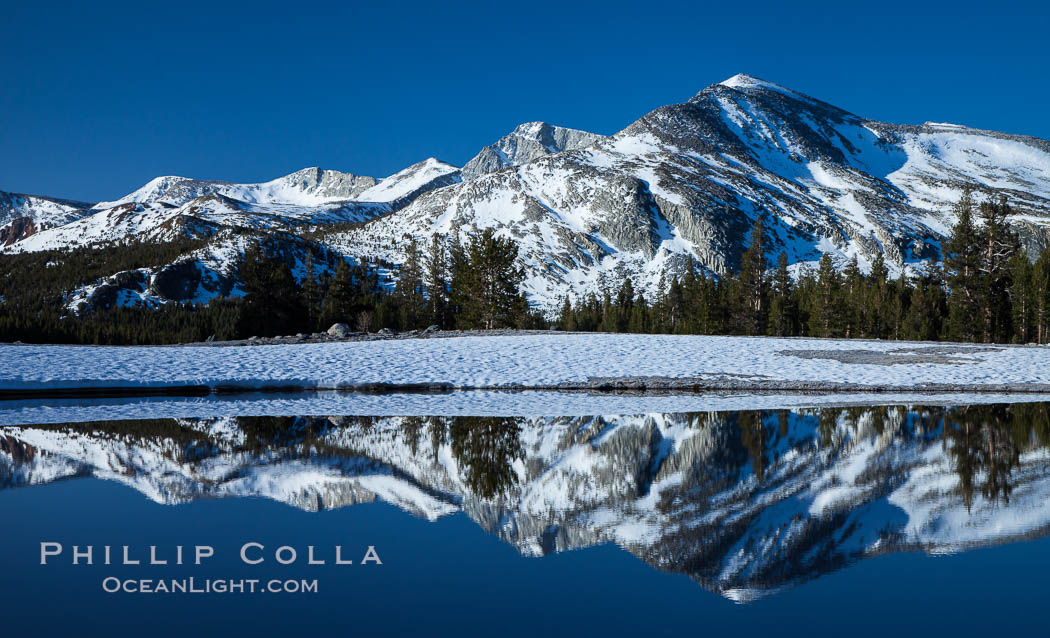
[2,403,1049,600]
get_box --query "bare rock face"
[0,191,91,245]
[0,216,36,246]
[273,167,377,201]
[461,121,606,181]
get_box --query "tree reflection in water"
[4,402,1050,598]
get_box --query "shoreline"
[6,378,1050,401]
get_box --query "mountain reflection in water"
[2,403,1049,601]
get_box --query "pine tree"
[867,251,891,338]
[237,242,303,337]
[558,296,576,331]
[977,197,1019,343]
[628,293,650,333]
[392,239,426,330]
[736,215,769,335]
[767,251,796,336]
[666,276,684,333]
[300,252,322,332]
[841,255,864,338]
[1035,250,1050,344]
[890,274,909,340]
[320,258,355,327]
[424,234,450,328]
[902,272,945,341]
[449,228,526,329]
[945,187,983,341]
[615,278,635,332]
[810,254,843,337]
[1010,250,1036,343]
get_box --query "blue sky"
[2,0,1048,202]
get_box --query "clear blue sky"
[3,0,1048,202]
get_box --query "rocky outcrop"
[0,216,37,245]
[0,190,91,245]
[461,121,606,181]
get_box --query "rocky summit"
[5,74,1050,315]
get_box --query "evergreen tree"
[424,234,450,328]
[320,259,355,327]
[665,275,685,333]
[628,292,650,333]
[867,251,892,339]
[841,255,864,338]
[945,187,983,342]
[735,215,770,335]
[767,251,796,336]
[237,242,303,337]
[809,254,843,337]
[1009,250,1036,343]
[449,228,526,329]
[977,197,1019,343]
[392,239,426,330]
[615,277,636,332]
[902,271,945,341]
[300,252,322,332]
[890,274,909,340]
[1035,250,1050,344]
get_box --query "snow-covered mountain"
[6,74,1050,312]
[325,74,1050,311]
[3,405,1048,600]
[354,158,461,206]
[460,121,607,181]
[8,160,463,254]
[92,167,379,210]
[0,190,91,246]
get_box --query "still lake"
[2,401,1048,636]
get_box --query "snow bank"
[1,334,1049,395]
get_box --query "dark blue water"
[2,479,1047,637]
[2,406,1049,636]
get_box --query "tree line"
[559,190,1050,344]
[0,228,542,344]
[237,227,544,338]
[2,189,1048,345]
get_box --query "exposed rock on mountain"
[460,121,607,181]
[92,167,379,210]
[0,190,92,245]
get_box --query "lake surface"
[2,402,1049,636]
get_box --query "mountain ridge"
[5,75,1050,314]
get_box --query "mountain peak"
[510,121,553,137]
[354,157,460,204]
[460,122,606,181]
[719,73,770,88]
[712,74,814,102]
